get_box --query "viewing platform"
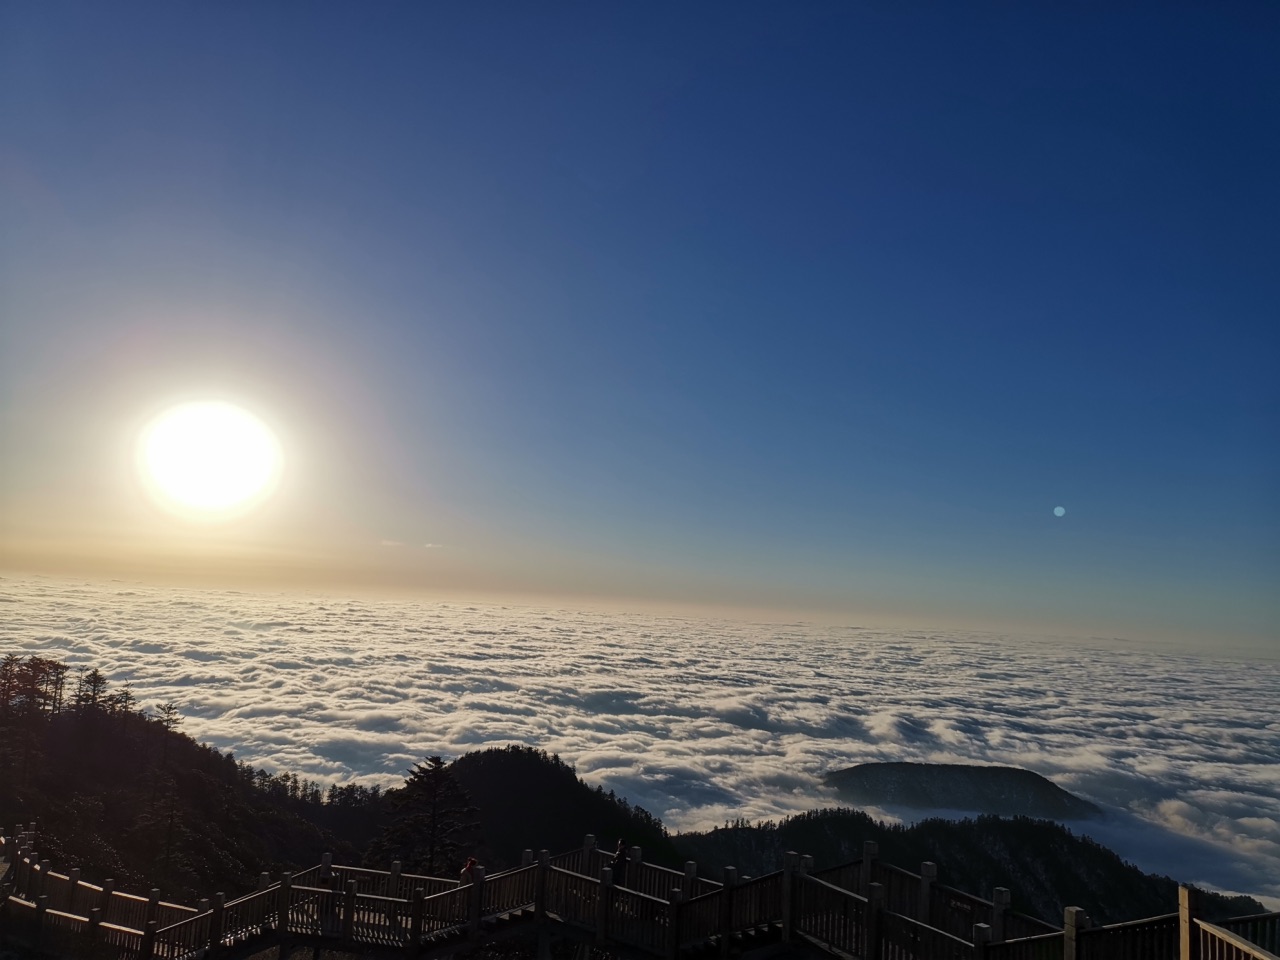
[2,826,1277,960]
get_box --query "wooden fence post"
[321,852,332,883]
[410,887,426,954]
[100,879,115,921]
[1179,886,1200,960]
[865,883,884,959]
[140,919,158,960]
[389,860,402,898]
[667,887,683,960]
[991,886,1010,942]
[918,862,936,925]
[1063,906,1089,960]
[536,850,550,922]
[469,865,486,936]
[146,888,160,926]
[719,866,738,960]
[684,861,698,894]
[88,906,102,942]
[859,841,878,896]
[522,849,534,867]
[277,871,292,942]
[582,834,596,874]
[973,922,992,960]
[38,860,51,898]
[210,892,225,953]
[597,866,613,943]
[35,894,48,950]
[342,879,357,943]
[258,871,270,891]
[782,851,799,944]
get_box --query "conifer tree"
[366,756,479,876]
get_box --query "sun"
[137,401,283,520]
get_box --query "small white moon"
[1053,506,1066,517]
[138,401,283,521]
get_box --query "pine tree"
[366,756,479,876]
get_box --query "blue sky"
[2,4,1277,646]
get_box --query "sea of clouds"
[3,574,1277,905]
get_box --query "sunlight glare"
[138,401,283,520]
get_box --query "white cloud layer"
[3,575,1277,904]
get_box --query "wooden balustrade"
[729,871,783,931]
[795,872,869,957]
[811,856,863,894]
[610,885,670,953]
[1198,919,1280,960]
[876,861,922,917]
[4,823,1277,960]
[677,886,722,946]
[1006,910,1061,941]
[484,861,538,916]
[1218,913,1280,955]
[930,880,996,941]
[420,882,469,935]
[880,907,975,959]
[220,884,277,942]
[986,929,1066,960]
[1078,911,1178,960]
[545,865,599,928]
[153,908,212,960]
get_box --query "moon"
[138,401,283,520]
[1053,506,1066,517]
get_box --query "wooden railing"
[795,872,870,957]
[1078,911,1178,960]
[677,885,722,946]
[615,885,673,954]
[729,870,783,931]
[880,907,975,959]
[1198,918,1280,960]
[986,929,1065,960]
[1217,913,1280,956]
[3,824,1277,960]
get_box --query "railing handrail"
[549,864,599,884]
[891,910,976,948]
[1080,910,1178,933]
[735,869,782,891]
[876,861,920,881]
[1008,909,1059,933]
[1198,918,1280,960]
[999,929,1065,944]
[1222,912,1280,926]
[616,882,679,909]
[798,871,870,904]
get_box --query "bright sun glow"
[138,401,283,520]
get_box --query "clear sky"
[2,3,1277,649]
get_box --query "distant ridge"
[825,762,1102,820]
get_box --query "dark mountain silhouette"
[675,809,1261,925]
[826,762,1102,819]
[451,744,679,869]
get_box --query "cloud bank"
[3,575,1276,903]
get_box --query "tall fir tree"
[366,756,479,876]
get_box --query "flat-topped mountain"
[826,762,1102,820]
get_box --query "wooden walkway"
[3,827,1278,960]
